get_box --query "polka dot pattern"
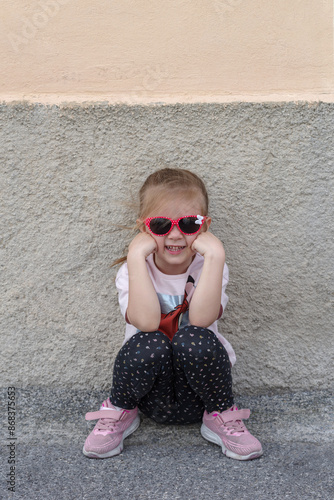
[110,327,234,424]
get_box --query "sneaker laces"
[214,406,250,435]
[220,416,246,434]
[95,417,119,432]
[85,406,124,433]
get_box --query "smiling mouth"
[165,245,186,251]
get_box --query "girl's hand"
[191,231,225,261]
[128,232,157,260]
[126,231,160,332]
[189,231,225,327]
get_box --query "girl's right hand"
[127,232,157,260]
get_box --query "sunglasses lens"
[149,218,172,235]
[178,217,200,234]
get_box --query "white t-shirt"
[115,253,236,366]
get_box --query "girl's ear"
[136,219,146,233]
[204,217,212,231]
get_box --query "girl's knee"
[123,331,172,366]
[173,325,215,345]
[173,325,217,358]
[127,331,170,348]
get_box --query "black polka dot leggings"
[110,326,234,424]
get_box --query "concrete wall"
[1,102,333,393]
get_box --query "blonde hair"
[111,168,209,267]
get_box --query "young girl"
[83,168,263,461]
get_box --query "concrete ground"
[1,388,333,500]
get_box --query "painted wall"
[0,0,333,102]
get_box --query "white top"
[115,253,236,366]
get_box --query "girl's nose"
[168,224,183,238]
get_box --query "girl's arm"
[126,232,161,332]
[188,232,226,328]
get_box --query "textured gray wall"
[1,102,333,393]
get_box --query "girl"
[83,168,263,461]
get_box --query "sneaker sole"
[201,423,263,461]
[83,415,140,459]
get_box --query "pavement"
[1,388,333,500]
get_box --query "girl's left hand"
[191,231,225,261]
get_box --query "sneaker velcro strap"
[85,409,122,421]
[222,409,250,423]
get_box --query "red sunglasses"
[144,215,207,236]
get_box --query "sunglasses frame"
[144,215,208,236]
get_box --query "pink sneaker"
[83,398,140,458]
[201,405,263,460]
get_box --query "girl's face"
[139,192,211,275]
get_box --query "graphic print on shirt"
[157,275,196,340]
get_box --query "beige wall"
[1,0,333,103]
